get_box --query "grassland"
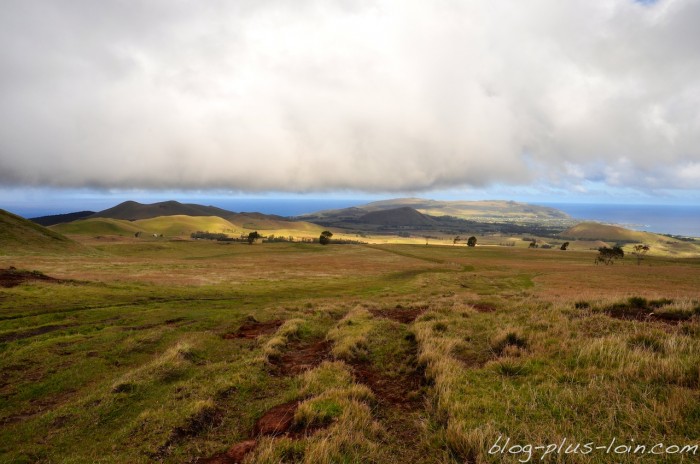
[0,238,698,463]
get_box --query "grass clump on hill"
[326,306,375,362]
[262,318,308,362]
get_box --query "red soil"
[271,339,331,376]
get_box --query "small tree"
[528,240,538,249]
[467,236,477,247]
[453,236,462,246]
[247,231,261,245]
[631,244,650,265]
[560,241,569,251]
[319,230,333,245]
[595,246,624,265]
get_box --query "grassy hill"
[136,215,239,236]
[51,214,325,240]
[52,218,146,237]
[0,209,84,255]
[560,222,661,242]
[561,222,700,257]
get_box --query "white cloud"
[0,0,699,193]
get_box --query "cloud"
[0,0,699,193]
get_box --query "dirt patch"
[222,319,283,340]
[351,361,424,408]
[0,267,59,288]
[0,324,76,343]
[198,401,307,464]
[252,400,300,437]
[270,339,331,376]
[472,302,497,313]
[197,440,258,464]
[369,306,425,324]
[602,298,697,324]
[605,309,689,324]
[122,317,192,331]
[156,406,224,459]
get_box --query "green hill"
[135,215,239,236]
[561,222,700,257]
[560,222,661,242]
[0,209,83,255]
[51,214,323,239]
[51,218,145,236]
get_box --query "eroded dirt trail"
[354,307,436,462]
[200,333,333,463]
[270,338,332,376]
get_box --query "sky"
[1,0,700,215]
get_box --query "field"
[1,239,699,463]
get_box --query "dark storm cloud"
[1,0,699,192]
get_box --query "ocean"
[540,203,700,237]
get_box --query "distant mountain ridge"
[31,200,292,226]
[301,197,570,222]
[31,211,95,226]
[90,200,239,221]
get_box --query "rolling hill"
[560,222,660,242]
[560,222,700,257]
[51,218,146,237]
[135,215,239,236]
[51,214,325,239]
[0,209,84,255]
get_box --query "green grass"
[0,240,698,463]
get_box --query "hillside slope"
[52,214,324,239]
[31,211,95,226]
[560,222,661,242]
[560,222,700,257]
[0,209,83,255]
[358,207,438,227]
[52,218,145,237]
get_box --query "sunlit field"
[1,240,698,463]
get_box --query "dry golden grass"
[326,306,375,362]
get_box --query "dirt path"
[352,309,436,462]
[199,336,332,463]
[270,338,331,376]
